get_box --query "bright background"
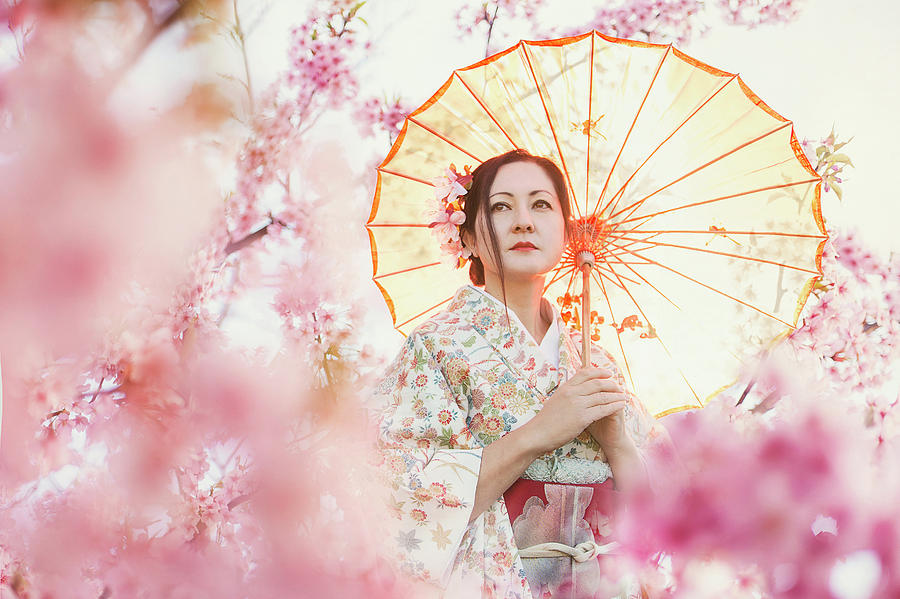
[216,0,900,351]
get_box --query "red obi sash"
[503,477,621,538]
[502,477,628,598]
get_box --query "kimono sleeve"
[374,330,483,584]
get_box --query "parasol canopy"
[367,31,825,417]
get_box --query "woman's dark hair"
[460,149,572,288]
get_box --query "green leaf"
[414,347,427,367]
[462,335,476,348]
[816,145,826,158]
[828,153,854,166]
[349,1,366,18]
[437,427,455,445]
[832,182,843,201]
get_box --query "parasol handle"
[581,265,591,368]
[577,250,595,369]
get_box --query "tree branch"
[111,1,193,87]
[232,0,255,113]
[484,4,500,59]
[223,221,272,255]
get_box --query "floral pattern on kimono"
[375,285,664,598]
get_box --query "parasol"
[367,31,825,417]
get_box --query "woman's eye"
[490,203,509,212]
[534,199,552,209]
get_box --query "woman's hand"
[524,367,627,455]
[587,394,629,455]
[583,373,647,492]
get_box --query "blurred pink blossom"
[717,0,805,27]
[0,42,220,384]
[455,0,548,37]
[230,9,368,239]
[619,392,900,598]
[358,96,410,141]
[586,0,705,45]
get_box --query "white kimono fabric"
[375,285,661,598]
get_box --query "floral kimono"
[375,285,661,599]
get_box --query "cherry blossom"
[717,0,805,28]
[358,96,410,143]
[454,0,806,51]
[581,0,706,46]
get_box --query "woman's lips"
[510,242,537,251]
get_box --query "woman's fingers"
[570,367,613,384]
[575,378,622,395]
[584,392,628,406]
[587,400,626,420]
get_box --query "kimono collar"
[448,285,581,396]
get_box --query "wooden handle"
[581,265,591,369]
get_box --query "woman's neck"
[483,275,549,343]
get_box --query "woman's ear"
[461,229,478,259]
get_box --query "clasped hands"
[530,367,631,455]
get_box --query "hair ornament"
[427,164,474,268]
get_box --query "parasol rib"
[608,120,794,221]
[602,74,738,215]
[453,72,521,150]
[584,256,642,287]
[601,263,643,286]
[743,155,797,177]
[557,252,643,287]
[406,117,486,163]
[374,262,442,281]
[633,229,826,238]
[597,262,702,404]
[616,177,820,225]
[592,266,629,292]
[596,231,664,261]
[561,266,578,304]
[617,247,798,329]
[592,45,672,218]
[612,235,821,275]
[520,43,580,215]
[584,33,595,219]
[377,167,435,187]
[397,296,454,329]
[601,245,681,309]
[593,270,636,390]
[367,223,431,228]
[544,266,572,290]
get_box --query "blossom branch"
[112,1,194,85]
[483,4,499,59]
[232,0,255,114]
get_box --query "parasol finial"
[570,215,612,267]
[569,215,613,368]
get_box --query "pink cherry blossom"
[358,96,410,142]
[717,0,805,28]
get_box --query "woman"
[375,149,664,599]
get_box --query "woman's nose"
[512,204,534,232]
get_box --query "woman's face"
[469,161,566,283]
